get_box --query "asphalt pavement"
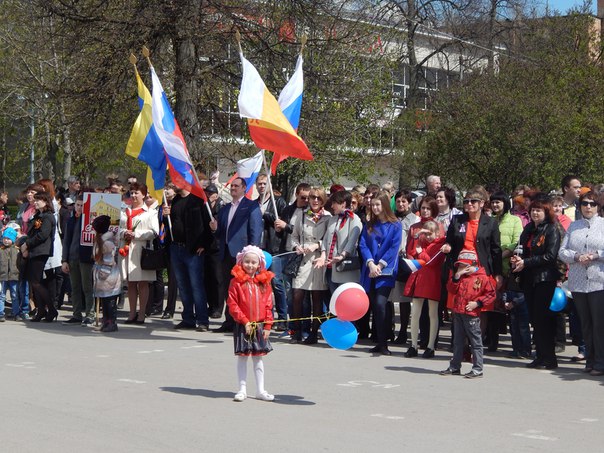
[1,308,603,453]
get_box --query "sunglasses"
[463,199,481,204]
[299,196,309,201]
[581,201,598,207]
[310,195,321,200]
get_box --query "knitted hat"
[236,245,266,271]
[91,215,111,235]
[1,227,17,244]
[455,249,478,267]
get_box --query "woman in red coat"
[404,220,445,358]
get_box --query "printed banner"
[80,192,121,246]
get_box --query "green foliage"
[421,13,604,192]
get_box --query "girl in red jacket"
[404,220,446,358]
[440,250,496,378]
[227,245,275,402]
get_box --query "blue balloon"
[550,287,567,312]
[321,319,358,350]
[263,251,273,270]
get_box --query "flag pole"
[261,150,279,220]
[143,45,214,222]
[162,190,174,242]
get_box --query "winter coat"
[93,231,122,298]
[447,267,497,317]
[226,265,274,330]
[321,211,363,284]
[0,246,19,281]
[404,237,446,301]
[558,216,604,294]
[517,220,561,287]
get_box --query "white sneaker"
[233,391,246,402]
[257,391,274,401]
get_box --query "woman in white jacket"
[559,191,604,376]
[120,183,159,324]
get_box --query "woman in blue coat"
[359,193,402,355]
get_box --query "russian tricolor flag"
[271,55,304,174]
[400,258,426,273]
[150,67,206,201]
[238,53,312,163]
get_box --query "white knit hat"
[236,245,266,271]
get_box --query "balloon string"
[246,314,334,335]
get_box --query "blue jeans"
[12,280,29,316]
[508,290,531,356]
[170,243,209,327]
[0,280,18,316]
[271,255,288,321]
[451,313,484,373]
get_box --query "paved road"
[1,310,603,453]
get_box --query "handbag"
[283,253,303,278]
[140,239,168,270]
[336,256,361,272]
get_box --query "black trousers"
[219,254,237,328]
[525,281,557,363]
[26,256,53,313]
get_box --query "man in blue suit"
[209,177,262,332]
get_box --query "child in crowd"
[441,250,496,378]
[91,216,121,333]
[226,245,275,402]
[404,220,446,358]
[13,224,30,320]
[0,227,19,322]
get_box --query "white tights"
[236,356,266,396]
[410,298,439,349]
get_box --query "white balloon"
[329,282,365,315]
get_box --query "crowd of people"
[2,172,604,383]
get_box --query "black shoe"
[42,309,58,322]
[174,321,196,330]
[209,311,222,319]
[161,312,173,319]
[149,309,163,317]
[124,316,138,324]
[464,371,483,379]
[100,321,118,332]
[526,359,544,369]
[135,318,146,325]
[369,345,392,355]
[544,361,558,370]
[62,317,83,325]
[440,368,461,376]
[213,324,233,333]
[404,346,418,358]
[422,348,435,359]
[196,324,209,332]
[273,323,287,332]
[302,334,318,345]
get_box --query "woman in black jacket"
[511,196,561,369]
[20,192,57,322]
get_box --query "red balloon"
[334,288,369,321]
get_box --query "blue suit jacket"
[216,197,263,259]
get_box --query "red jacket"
[446,267,496,317]
[404,237,446,301]
[226,265,274,330]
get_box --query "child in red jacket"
[404,220,445,359]
[227,245,275,402]
[440,249,496,378]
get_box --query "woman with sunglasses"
[559,192,604,376]
[511,195,562,369]
[290,187,331,344]
[442,189,502,288]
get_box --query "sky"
[540,0,598,15]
